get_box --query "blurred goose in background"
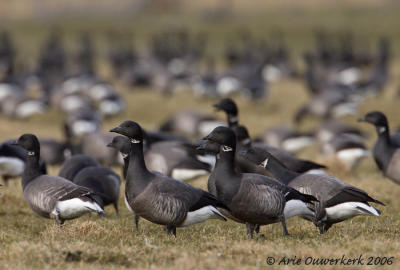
[240,147,384,233]
[358,111,400,184]
[200,126,318,238]
[316,120,366,143]
[39,138,70,166]
[65,109,102,138]
[80,131,121,166]
[159,110,225,138]
[110,121,228,236]
[14,134,103,226]
[320,134,370,170]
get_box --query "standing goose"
[213,98,239,127]
[72,166,120,215]
[200,126,318,238]
[239,147,384,233]
[232,125,326,174]
[110,121,228,236]
[358,111,400,184]
[14,134,104,226]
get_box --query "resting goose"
[358,111,400,184]
[240,147,384,233]
[14,134,104,226]
[110,121,228,236]
[72,166,120,215]
[200,126,318,238]
[58,154,100,181]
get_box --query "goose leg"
[255,224,260,234]
[54,214,64,228]
[134,215,140,230]
[113,202,119,216]
[165,225,177,237]
[246,223,257,239]
[280,216,289,236]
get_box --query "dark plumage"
[58,154,100,181]
[110,121,228,236]
[240,147,384,233]
[358,111,400,184]
[14,134,104,226]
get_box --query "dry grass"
[1,5,400,269]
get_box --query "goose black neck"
[227,113,238,127]
[122,157,129,179]
[127,141,150,177]
[22,151,43,189]
[264,154,299,185]
[375,124,390,144]
[214,147,236,176]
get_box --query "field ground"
[1,2,400,269]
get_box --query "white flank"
[99,100,123,116]
[89,84,112,101]
[181,206,225,226]
[325,202,380,221]
[0,83,20,99]
[198,121,225,137]
[124,195,135,214]
[332,102,358,118]
[55,198,103,219]
[282,137,314,153]
[262,64,282,82]
[305,169,328,175]
[0,157,25,176]
[284,199,315,219]
[171,168,209,181]
[72,120,98,136]
[15,101,45,119]
[196,155,216,170]
[337,67,361,85]
[337,148,370,169]
[216,77,241,96]
[61,95,87,112]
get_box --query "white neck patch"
[122,153,128,158]
[229,115,238,123]
[261,158,269,168]
[221,145,233,152]
[378,126,386,134]
[131,139,141,144]
[241,138,251,145]
[27,151,35,156]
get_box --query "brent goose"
[110,121,228,236]
[107,135,140,228]
[213,98,239,127]
[39,138,70,165]
[320,134,370,170]
[159,110,225,138]
[58,154,100,181]
[0,140,47,185]
[80,131,121,166]
[240,147,384,233]
[72,166,120,215]
[316,120,366,143]
[201,126,317,238]
[232,125,326,174]
[358,111,400,184]
[144,140,211,181]
[14,134,103,226]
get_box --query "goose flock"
[0,29,398,239]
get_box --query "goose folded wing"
[325,186,385,208]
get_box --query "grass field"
[1,2,400,269]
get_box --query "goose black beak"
[109,127,121,133]
[357,117,366,122]
[106,142,113,148]
[202,134,211,141]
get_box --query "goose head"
[14,134,40,155]
[213,98,238,116]
[231,125,252,146]
[203,126,236,153]
[110,120,143,144]
[358,111,388,129]
[107,135,131,157]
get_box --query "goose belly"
[171,168,209,181]
[0,157,25,177]
[180,206,225,227]
[325,202,380,222]
[284,199,315,220]
[55,198,102,219]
